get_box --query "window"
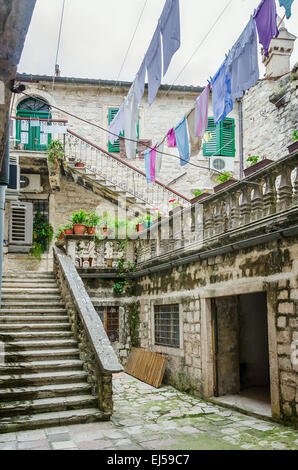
[96,306,119,342]
[108,107,139,153]
[20,199,50,252]
[154,304,180,348]
[203,117,235,157]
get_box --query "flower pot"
[58,233,65,240]
[136,223,143,232]
[244,159,273,177]
[75,162,85,168]
[101,227,109,236]
[88,257,93,267]
[106,258,113,268]
[214,178,238,193]
[64,229,73,235]
[73,224,86,235]
[288,141,298,154]
[191,193,210,204]
[87,226,96,235]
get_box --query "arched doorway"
[16,97,52,151]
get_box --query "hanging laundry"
[194,84,210,137]
[226,17,259,102]
[211,56,233,125]
[145,25,162,105]
[108,103,124,144]
[124,79,139,159]
[166,128,176,147]
[174,117,190,167]
[253,0,279,57]
[155,140,165,178]
[136,59,146,103]
[159,0,181,76]
[150,145,157,182]
[144,149,151,183]
[187,109,202,157]
[279,0,295,19]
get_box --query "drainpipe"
[0,119,10,306]
[238,99,244,180]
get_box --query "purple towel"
[253,0,279,57]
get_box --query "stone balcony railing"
[56,234,136,272]
[135,150,298,267]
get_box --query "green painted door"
[16,97,51,151]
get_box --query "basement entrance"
[211,293,271,418]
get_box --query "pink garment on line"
[167,128,176,147]
[150,145,157,182]
[195,83,211,137]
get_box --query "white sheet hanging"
[124,79,139,159]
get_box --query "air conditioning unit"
[209,156,235,173]
[7,156,20,192]
[20,174,43,193]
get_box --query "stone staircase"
[0,271,104,433]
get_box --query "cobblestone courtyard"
[0,373,297,450]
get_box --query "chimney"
[262,27,296,78]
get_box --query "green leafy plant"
[215,172,232,184]
[63,223,73,231]
[30,212,53,260]
[47,140,64,166]
[72,209,88,225]
[194,190,203,197]
[292,130,298,141]
[113,280,129,295]
[86,211,100,227]
[246,154,260,166]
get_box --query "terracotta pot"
[87,226,96,235]
[191,193,210,204]
[106,258,113,268]
[73,224,86,235]
[75,162,85,168]
[88,257,93,267]
[244,159,273,177]
[214,178,238,193]
[288,141,298,154]
[136,223,143,232]
[58,233,65,240]
[101,227,109,236]
[64,229,73,235]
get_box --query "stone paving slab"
[0,372,297,450]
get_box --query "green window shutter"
[108,107,139,153]
[220,118,235,157]
[203,118,220,156]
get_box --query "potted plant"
[288,130,298,154]
[72,209,87,234]
[169,199,183,215]
[191,189,210,204]
[47,140,64,169]
[75,160,85,168]
[136,215,146,232]
[55,226,65,240]
[30,212,54,259]
[244,154,273,177]
[63,224,74,235]
[214,173,238,193]
[98,212,111,236]
[86,211,100,235]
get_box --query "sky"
[18,0,298,87]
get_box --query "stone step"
[0,407,104,433]
[5,339,78,351]
[0,315,70,324]
[0,382,91,402]
[0,301,64,309]
[2,276,55,282]
[1,288,61,295]
[5,348,80,362]
[1,294,62,301]
[0,323,71,332]
[2,282,58,289]
[0,370,88,388]
[3,272,54,279]
[0,331,73,341]
[0,394,97,418]
[0,309,67,315]
[0,359,84,374]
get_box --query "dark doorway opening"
[212,292,271,417]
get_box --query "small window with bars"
[203,117,235,157]
[154,304,180,348]
[96,306,119,342]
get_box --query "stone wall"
[242,64,298,163]
[134,236,298,424]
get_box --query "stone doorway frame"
[200,280,281,419]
